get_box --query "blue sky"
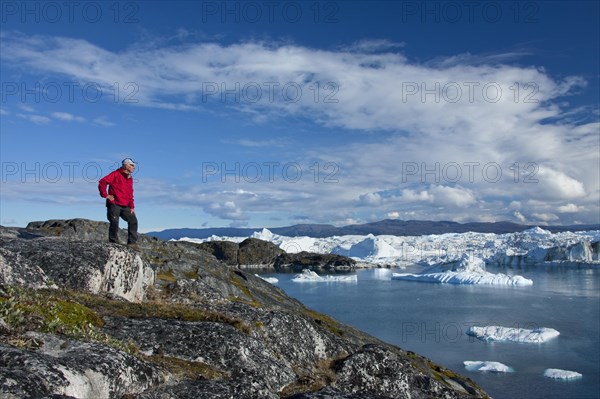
[1,0,599,231]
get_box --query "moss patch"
[0,286,134,353]
[156,268,177,283]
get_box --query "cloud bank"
[1,32,598,226]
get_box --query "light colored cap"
[122,158,136,166]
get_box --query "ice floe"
[466,325,560,343]
[291,269,357,283]
[463,361,515,373]
[543,368,583,380]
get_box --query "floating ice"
[543,368,583,380]
[391,255,533,286]
[292,269,357,283]
[464,361,514,373]
[180,227,600,267]
[466,325,560,343]
[256,275,278,284]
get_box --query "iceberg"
[466,325,560,343]
[463,361,514,373]
[256,275,278,284]
[179,227,600,267]
[543,368,583,380]
[391,255,533,286]
[292,269,357,283]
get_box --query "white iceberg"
[464,361,514,373]
[179,226,600,267]
[292,269,357,283]
[543,368,583,380]
[256,275,278,284]
[466,325,560,343]
[391,255,533,286]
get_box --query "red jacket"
[98,168,135,209]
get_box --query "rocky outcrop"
[199,238,356,271]
[238,237,285,266]
[198,238,285,267]
[0,219,488,399]
[274,251,357,272]
[197,240,240,266]
[0,232,153,302]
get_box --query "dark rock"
[238,238,285,266]
[197,240,240,265]
[274,252,357,272]
[198,238,285,268]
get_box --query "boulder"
[274,252,356,272]
[238,237,285,266]
[0,333,164,398]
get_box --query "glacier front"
[179,227,600,268]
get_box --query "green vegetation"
[0,286,134,353]
[156,268,177,282]
[0,285,252,353]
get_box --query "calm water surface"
[264,265,600,399]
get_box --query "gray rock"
[0,234,154,302]
[0,334,164,398]
[135,379,279,399]
[238,238,285,266]
[101,316,296,392]
[333,344,477,398]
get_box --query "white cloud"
[358,192,382,206]
[557,203,584,213]
[1,32,597,225]
[18,104,35,112]
[532,213,559,222]
[51,112,86,122]
[514,211,527,223]
[17,113,51,125]
[92,116,116,127]
[400,189,433,203]
[207,201,247,221]
[429,185,476,208]
[536,167,586,200]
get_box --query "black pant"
[107,203,138,244]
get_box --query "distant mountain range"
[147,219,600,240]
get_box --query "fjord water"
[266,265,600,399]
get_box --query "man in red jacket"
[98,158,139,251]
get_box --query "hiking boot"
[127,243,141,252]
[109,240,124,245]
